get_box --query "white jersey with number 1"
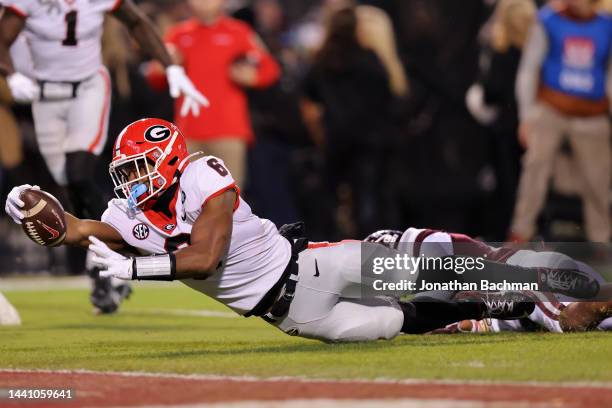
[3,0,121,81]
[101,157,292,315]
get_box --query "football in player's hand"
[20,189,66,247]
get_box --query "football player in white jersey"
[4,119,602,342]
[0,1,208,313]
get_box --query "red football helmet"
[109,118,190,209]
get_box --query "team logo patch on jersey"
[132,223,150,240]
[144,125,172,143]
[164,224,176,231]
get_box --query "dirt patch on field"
[1,370,610,408]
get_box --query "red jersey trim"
[6,5,27,18]
[88,68,111,153]
[202,183,241,212]
[143,189,180,236]
[307,240,359,249]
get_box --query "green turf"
[1,285,611,383]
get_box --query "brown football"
[20,189,67,247]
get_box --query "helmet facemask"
[109,147,168,210]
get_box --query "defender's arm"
[0,8,25,76]
[111,0,208,114]
[111,0,172,67]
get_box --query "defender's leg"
[65,68,130,314]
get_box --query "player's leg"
[271,242,532,341]
[274,290,533,342]
[65,68,130,314]
[510,103,565,240]
[520,299,566,333]
[31,100,69,186]
[567,116,611,242]
[275,294,404,342]
[268,241,403,341]
[597,317,612,331]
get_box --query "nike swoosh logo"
[38,220,59,239]
[314,259,320,277]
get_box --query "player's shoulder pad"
[101,198,128,221]
[183,155,232,177]
[181,156,236,209]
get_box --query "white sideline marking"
[0,276,91,291]
[110,398,552,408]
[126,308,237,319]
[1,368,611,389]
[0,276,179,292]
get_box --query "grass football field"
[1,280,611,384]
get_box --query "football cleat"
[363,229,403,249]
[458,291,535,320]
[537,268,600,299]
[90,270,132,315]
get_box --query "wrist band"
[132,253,176,281]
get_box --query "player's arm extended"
[0,8,24,76]
[174,190,236,279]
[65,213,126,251]
[111,0,173,67]
[88,190,236,281]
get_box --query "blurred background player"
[466,0,537,239]
[510,0,612,243]
[301,5,407,239]
[147,0,280,187]
[0,0,208,313]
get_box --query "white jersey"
[9,33,35,78]
[102,157,292,315]
[3,0,119,81]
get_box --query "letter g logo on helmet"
[144,125,172,143]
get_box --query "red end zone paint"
[1,370,611,408]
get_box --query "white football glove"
[89,236,133,280]
[4,184,39,224]
[166,65,209,117]
[7,72,39,104]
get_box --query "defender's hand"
[89,236,133,280]
[166,65,209,117]
[7,72,39,104]
[5,184,39,224]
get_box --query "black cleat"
[537,268,600,299]
[458,291,535,320]
[90,269,132,315]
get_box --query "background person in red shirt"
[162,0,281,187]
